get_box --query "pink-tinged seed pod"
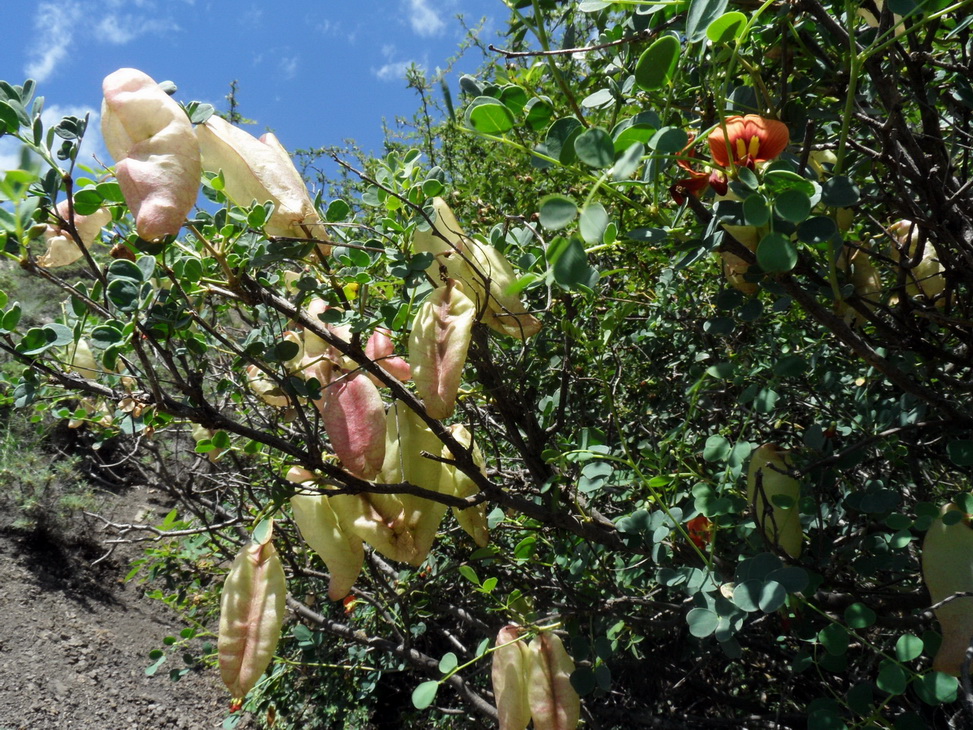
[218,524,287,699]
[196,115,328,252]
[921,501,973,676]
[492,625,531,730]
[38,200,111,267]
[409,279,476,419]
[366,328,412,383]
[321,372,387,480]
[101,68,200,241]
[527,633,581,730]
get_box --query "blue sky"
[0,0,504,176]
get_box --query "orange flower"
[670,135,728,204]
[708,115,790,170]
[686,515,714,548]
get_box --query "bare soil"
[0,483,251,730]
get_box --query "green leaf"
[818,624,849,656]
[44,323,74,347]
[612,142,644,180]
[466,98,515,134]
[0,303,21,333]
[758,581,787,612]
[686,0,729,42]
[876,661,907,695]
[762,169,817,197]
[107,258,145,283]
[581,88,614,109]
[524,96,553,131]
[774,189,812,223]
[731,579,764,612]
[545,117,584,164]
[648,126,689,154]
[843,603,876,629]
[499,85,529,116]
[634,35,681,91]
[458,565,480,585]
[570,666,597,696]
[251,518,273,546]
[17,326,58,355]
[821,176,860,207]
[742,194,770,226]
[72,188,104,216]
[538,195,578,230]
[96,181,125,203]
[707,11,748,43]
[579,203,609,244]
[411,680,439,710]
[438,652,458,675]
[756,232,797,273]
[549,237,597,290]
[912,672,958,705]
[946,440,973,467]
[703,435,731,462]
[106,278,141,312]
[895,634,923,662]
[766,566,809,593]
[326,199,351,222]
[687,608,719,637]
[574,127,614,168]
[797,216,839,246]
[0,101,18,134]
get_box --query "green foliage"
[3,0,973,728]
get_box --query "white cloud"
[0,140,29,174]
[23,1,180,83]
[0,104,103,174]
[25,1,84,83]
[95,13,179,45]
[375,61,414,82]
[405,0,445,37]
[373,45,423,82]
[279,56,299,79]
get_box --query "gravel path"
[0,484,252,730]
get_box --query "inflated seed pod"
[492,625,530,730]
[408,279,476,419]
[291,493,364,601]
[746,444,803,559]
[218,522,287,699]
[921,501,973,676]
[527,632,581,730]
[441,423,489,547]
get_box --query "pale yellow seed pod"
[291,493,364,601]
[441,423,489,547]
[746,444,803,559]
[413,197,541,339]
[921,502,973,676]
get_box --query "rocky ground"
[0,482,254,730]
